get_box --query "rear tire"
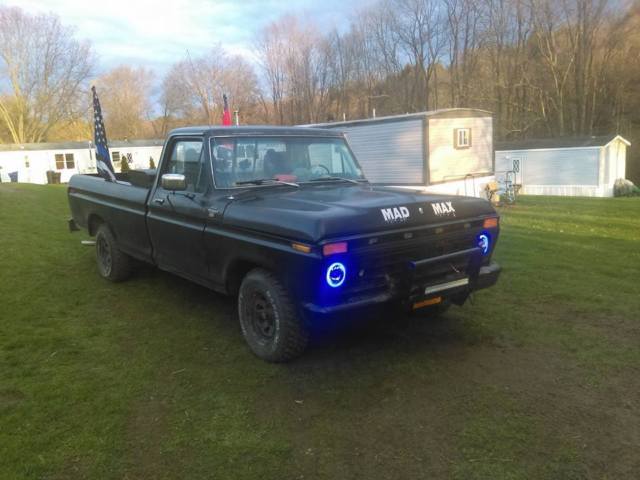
[95,224,132,282]
[238,268,308,362]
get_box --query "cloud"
[9,0,369,73]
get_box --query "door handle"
[207,208,221,218]
[153,198,165,205]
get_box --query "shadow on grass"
[126,261,487,367]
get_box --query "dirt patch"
[122,393,170,480]
[0,388,26,409]
[253,311,640,479]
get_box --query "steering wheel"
[311,164,331,176]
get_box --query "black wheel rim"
[97,235,112,276]
[248,292,276,340]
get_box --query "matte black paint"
[68,126,501,314]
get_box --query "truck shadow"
[129,263,481,365]
[304,308,478,363]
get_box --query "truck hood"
[223,184,496,243]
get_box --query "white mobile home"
[0,139,164,184]
[305,108,494,198]
[495,135,630,197]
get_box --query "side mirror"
[161,173,187,191]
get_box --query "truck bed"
[68,172,155,263]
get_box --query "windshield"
[210,136,365,188]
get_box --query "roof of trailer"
[0,139,164,152]
[301,108,493,128]
[496,134,630,151]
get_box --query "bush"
[149,157,156,169]
[120,156,130,172]
[613,178,637,197]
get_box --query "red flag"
[222,94,232,126]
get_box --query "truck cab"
[68,126,501,362]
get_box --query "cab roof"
[169,125,345,138]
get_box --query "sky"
[6,0,370,75]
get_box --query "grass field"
[1,183,639,479]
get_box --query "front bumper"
[304,261,501,315]
[475,262,501,290]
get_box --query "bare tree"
[390,0,447,110]
[255,16,333,124]
[481,0,536,138]
[0,7,94,143]
[95,65,154,140]
[444,0,482,106]
[255,19,289,124]
[161,46,261,126]
[563,0,610,134]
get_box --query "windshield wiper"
[307,176,360,184]
[235,178,299,187]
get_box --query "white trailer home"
[495,135,630,197]
[0,139,164,184]
[305,108,495,198]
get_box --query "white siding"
[0,148,94,184]
[495,147,609,197]
[524,148,599,185]
[341,119,425,184]
[0,145,162,184]
[428,116,493,183]
[395,174,495,198]
[604,139,626,185]
[109,146,163,170]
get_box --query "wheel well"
[87,214,104,236]
[226,260,263,296]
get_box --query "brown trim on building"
[453,128,472,149]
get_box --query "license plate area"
[412,296,442,310]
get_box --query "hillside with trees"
[0,0,638,181]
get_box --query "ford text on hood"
[67,126,501,362]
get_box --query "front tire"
[238,269,308,362]
[95,224,132,282]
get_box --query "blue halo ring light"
[326,262,346,288]
[478,233,490,255]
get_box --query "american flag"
[92,86,116,181]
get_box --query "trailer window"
[55,154,65,169]
[454,128,471,149]
[54,153,75,169]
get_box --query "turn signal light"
[322,242,348,256]
[483,217,499,229]
[291,243,311,254]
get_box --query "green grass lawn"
[1,183,639,479]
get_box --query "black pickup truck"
[68,126,501,361]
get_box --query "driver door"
[147,137,211,281]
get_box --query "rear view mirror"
[161,173,187,191]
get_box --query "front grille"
[340,223,483,301]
